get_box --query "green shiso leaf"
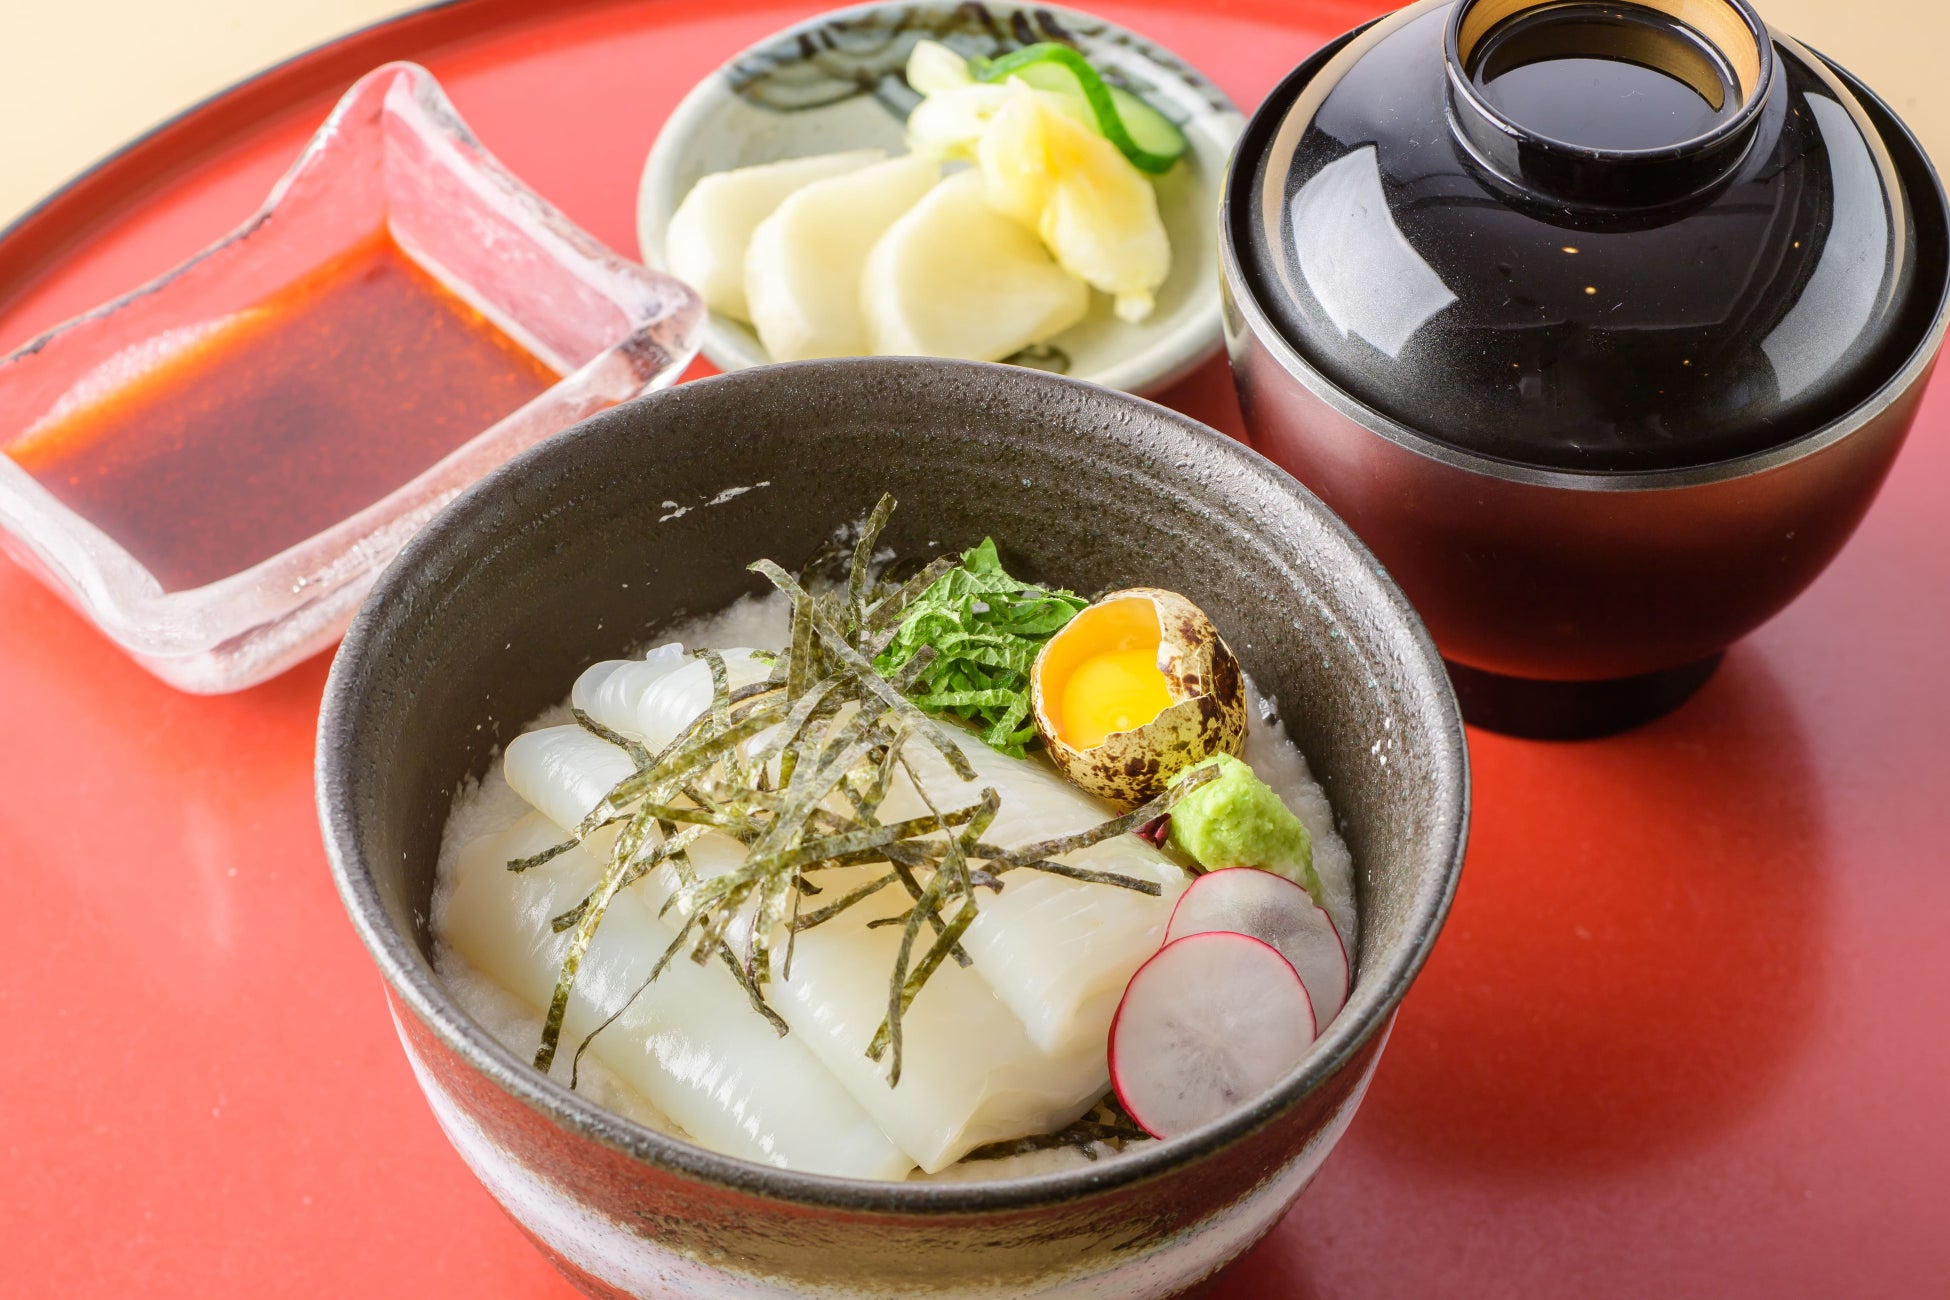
[872,538,1085,758]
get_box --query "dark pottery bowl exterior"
[318,359,1468,1298]
[1222,6,1950,727]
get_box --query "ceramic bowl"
[637,1,1242,396]
[317,358,1467,1299]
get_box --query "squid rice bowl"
[317,359,1466,1300]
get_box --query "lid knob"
[1445,0,1775,206]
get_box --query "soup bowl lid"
[1227,0,1945,474]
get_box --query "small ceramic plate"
[638,0,1244,395]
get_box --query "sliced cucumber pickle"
[1106,85,1183,164]
[972,43,1188,175]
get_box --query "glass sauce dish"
[0,63,704,693]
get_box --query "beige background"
[1,0,1943,225]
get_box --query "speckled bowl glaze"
[318,359,1467,1299]
[638,1,1243,396]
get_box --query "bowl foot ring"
[1445,653,1723,740]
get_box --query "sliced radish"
[1167,868,1350,1027]
[1110,933,1316,1139]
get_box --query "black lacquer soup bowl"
[1223,0,1950,736]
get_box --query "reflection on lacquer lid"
[1241,0,1935,472]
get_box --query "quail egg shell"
[1031,588,1246,807]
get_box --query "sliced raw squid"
[887,737,1190,1057]
[506,656,1164,1171]
[504,725,636,832]
[570,647,774,748]
[532,655,1188,1060]
[646,841,1106,1173]
[444,811,914,1179]
[570,642,688,734]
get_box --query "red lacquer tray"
[3,2,1946,1296]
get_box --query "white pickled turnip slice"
[1110,933,1316,1139]
[664,149,885,321]
[861,169,1089,362]
[1166,868,1350,1027]
[745,155,940,361]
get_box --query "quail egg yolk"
[1044,598,1173,750]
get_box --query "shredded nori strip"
[752,558,979,782]
[971,766,1217,867]
[548,826,705,934]
[572,708,652,768]
[537,800,665,1073]
[959,1095,1151,1162]
[522,495,1201,1101]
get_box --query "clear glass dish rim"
[0,61,703,660]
